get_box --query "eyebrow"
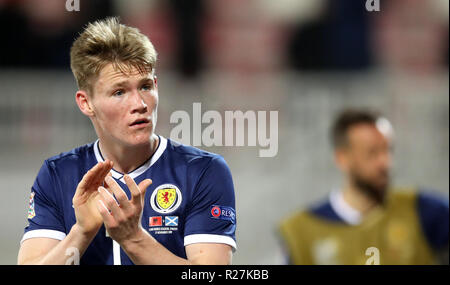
[109,76,154,90]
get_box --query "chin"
[118,130,150,146]
[130,135,153,146]
[354,175,389,205]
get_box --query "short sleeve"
[417,191,449,251]
[184,156,237,251]
[21,160,66,244]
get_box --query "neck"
[98,135,159,174]
[341,181,378,217]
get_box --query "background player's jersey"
[279,189,448,265]
[22,136,237,265]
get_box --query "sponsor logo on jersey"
[28,192,36,219]
[210,205,235,223]
[150,184,182,214]
[211,206,221,218]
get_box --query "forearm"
[35,224,96,265]
[119,228,192,265]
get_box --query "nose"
[129,90,148,114]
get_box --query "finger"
[137,179,152,205]
[102,160,114,178]
[105,176,130,210]
[93,160,114,187]
[102,169,113,188]
[96,199,116,226]
[138,179,153,197]
[126,175,152,206]
[75,162,104,196]
[124,175,151,206]
[83,161,109,190]
[83,162,104,186]
[102,171,113,187]
[98,186,125,220]
[123,175,140,204]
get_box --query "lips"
[129,118,150,127]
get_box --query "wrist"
[72,223,98,241]
[120,227,148,250]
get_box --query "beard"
[352,170,389,205]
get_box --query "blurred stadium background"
[0,0,448,264]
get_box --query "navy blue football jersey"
[22,136,237,265]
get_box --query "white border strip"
[184,234,237,251]
[113,240,121,265]
[93,139,121,179]
[126,136,167,182]
[94,136,168,183]
[21,229,66,244]
[329,189,362,225]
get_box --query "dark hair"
[331,109,381,149]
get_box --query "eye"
[140,83,153,91]
[113,89,124,96]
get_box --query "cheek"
[94,100,126,123]
[360,160,380,179]
[146,91,159,110]
[350,155,373,177]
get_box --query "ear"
[75,90,95,117]
[334,148,349,173]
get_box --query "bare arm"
[119,228,232,265]
[18,238,59,265]
[17,160,113,265]
[18,225,94,265]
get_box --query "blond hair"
[70,17,157,94]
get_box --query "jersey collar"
[93,135,167,184]
[329,189,362,225]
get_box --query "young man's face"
[88,63,158,147]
